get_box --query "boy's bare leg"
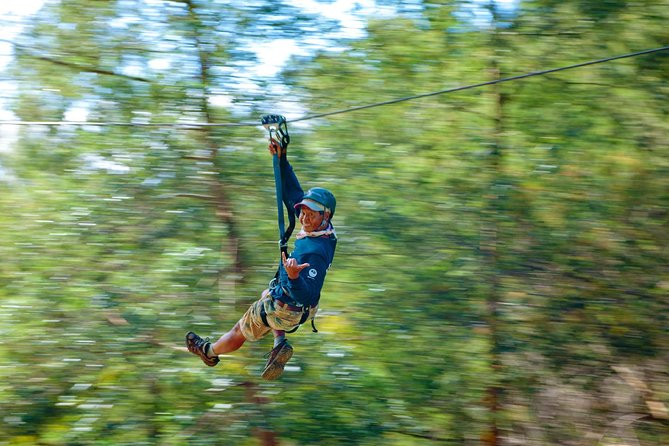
[272,329,286,347]
[210,322,246,355]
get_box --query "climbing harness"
[259,301,317,334]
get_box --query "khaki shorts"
[239,289,318,342]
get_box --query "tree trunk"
[185,0,245,303]
[242,382,280,446]
[481,6,507,443]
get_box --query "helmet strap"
[316,212,331,231]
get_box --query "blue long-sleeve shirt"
[269,157,337,307]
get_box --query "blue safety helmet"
[294,187,336,218]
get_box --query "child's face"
[299,207,325,232]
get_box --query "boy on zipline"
[185,133,337,380]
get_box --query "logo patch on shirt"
[308,268,318,278]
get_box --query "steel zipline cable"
[1,45,668,128]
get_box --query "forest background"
[1,1,668,445]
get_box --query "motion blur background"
[1,1,668,445]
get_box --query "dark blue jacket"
[269,157,337,307]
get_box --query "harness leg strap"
[260,306,270,328]
[260,302,317,333]
[285,307,310,334]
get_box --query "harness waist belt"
[275,299,313,312]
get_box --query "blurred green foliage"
[1,0,668,445]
